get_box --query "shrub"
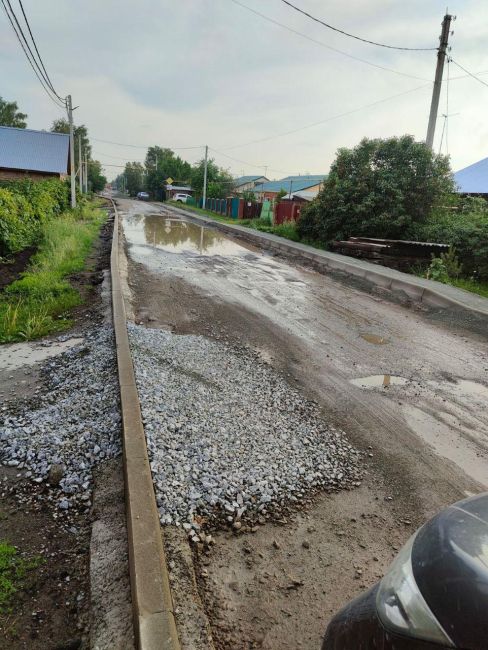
[298,135,454,245]
[418,208,488,280]
[0,179,69,256]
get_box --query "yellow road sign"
[166,177,174,185]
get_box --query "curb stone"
[162,203,488,319]
[109,199,181,650]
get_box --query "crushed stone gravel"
[128,324,362,535]
[0,328,121,511]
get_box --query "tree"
[298,135,455,245]
[190,158,234,198]
[51,119,92,164]
[124,162,144,196]
[87,159,107,193]
[0,96,27,128]
[144,146,192,199]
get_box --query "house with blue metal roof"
[0,125,70,182]
[234,174,268,193]
[252,174,327,200]
[454,157,488,195]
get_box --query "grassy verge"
[0,202,106,343]
[448,277,488,298]
[0,541,42,612]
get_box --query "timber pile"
[331,237,449,271]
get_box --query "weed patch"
[0,203,105,342]
[0,541,42,612]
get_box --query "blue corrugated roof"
[234,175,267,186]
[454,157,488,194]
[253,174,327,193]
[0,126,70,174]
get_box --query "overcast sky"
[1,0,487,181]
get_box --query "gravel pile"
[128,324,361,534]
[0,328,121,510]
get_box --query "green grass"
[0,541,42,612]
[449,277,488,298]
[0,202,106,342]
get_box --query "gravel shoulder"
[119,198,488,649]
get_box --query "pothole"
[350,374,408,389]
[360,333,389,345]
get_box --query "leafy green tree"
[87,160,107,193]
[124,162,144,196]
[191,159,234,198]
[0,96,27,128]
[298,135,454,244]
[144,146,192,199]
[51,119,92,164]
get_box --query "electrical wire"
[221,82,431,151]
[228,0,431,82]
[1,0,66,107]
[91,137,204,150]
[450,58,488,89]
[279,0,436,51]
[17,0,65,101]
[209,147,290,175]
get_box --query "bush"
[298,135,454,245]
[418,207,488,280]
[0,179,69,256]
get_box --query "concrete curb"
[110,199,181,650]
[164,203,488,319]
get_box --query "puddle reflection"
[125,214,248,257]
[350,375,408,388]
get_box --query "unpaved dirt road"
[118,198,488,650]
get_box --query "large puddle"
[124,215,249,257]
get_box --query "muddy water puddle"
[350,374,408,388]
[360,333,389,345]
[124,214,250,257]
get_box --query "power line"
[279,0,436,51]
[1,0,66,107]
[209,147,289,175]
[221,82,431,151]
[17,0,65,101]
[228,0,431,82]
[450,58,488,89]
[91,137,204,150]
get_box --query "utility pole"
[84,152,88,193]
[78,136,83,193]
[202,145,208,209]
[67,95,76,207]
[426,13,452,150]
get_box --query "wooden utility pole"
[426,14,452,150]
[78,135,83,193]
[202,145,208,209]
[67,95,76,207]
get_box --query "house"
[233,175,268,194]
[281,190,317,202]
[454,157,488,195]
[252,174,326,201]
[165,184,193,200]
[0,125,70,182]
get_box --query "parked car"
[173,193,192,203]
[136,191,149,201]
[323,491,488,649]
